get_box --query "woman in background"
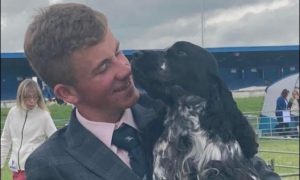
[288,88,299,137]
[275,89,290,136]
[1,79,57,180]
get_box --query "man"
[24,3,165,180]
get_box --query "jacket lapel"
[64,109,140,180]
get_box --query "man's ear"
[53,84,79,105]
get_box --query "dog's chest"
[152,96,244,180]
[152,96,206,179]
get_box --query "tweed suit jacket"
[25,97,165,180]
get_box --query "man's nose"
[115,56,131,80]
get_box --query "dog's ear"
[207,73,259,158]
[200,73,235,141]
[206,79,224,113]
[208,73,237,112]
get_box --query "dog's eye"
[175,50,187,57]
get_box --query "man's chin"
[114,86,140,109]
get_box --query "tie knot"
[112,124,140,151]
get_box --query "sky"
[1,0,299,52]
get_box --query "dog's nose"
[132,50,144,60]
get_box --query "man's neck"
[76,105,124,123]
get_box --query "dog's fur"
[131,41,260,180]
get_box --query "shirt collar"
[76,108,138,148]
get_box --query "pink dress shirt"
[76,108,138,168]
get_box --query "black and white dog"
[131,41,264,180]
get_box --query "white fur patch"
[161,62,166,70]
[152,96,249,180]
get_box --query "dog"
[131,41,262,180]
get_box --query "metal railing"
[245,111,299,178]
[261,150,300,178]
[245,111,299,138]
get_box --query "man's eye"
[98,63,108,73]
[116,50,123,57]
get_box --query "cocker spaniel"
[131,41,278,180]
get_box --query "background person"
[275,89,290,136]
[23,3,165,180]
[1,79,57,180]
[288,88,299,136]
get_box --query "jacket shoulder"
[26,127,67,164]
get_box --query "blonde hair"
[292,88,299,96]
[16,79,48,111]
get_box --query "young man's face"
[70,29,140,115]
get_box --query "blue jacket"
[275,96,288,117]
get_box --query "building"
[1,45,299,100]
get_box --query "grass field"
[1,96,299,180]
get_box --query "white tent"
[261,73,299,118]
[259,73,299,134]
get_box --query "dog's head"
[131,41,220,105]
[131,41,258,159]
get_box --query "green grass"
[235,96,265,116]
[258,138,299,179]
[1,103,73,129]
[1,164,11,180]
[1,97,299,179]
[47,104,73,128]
